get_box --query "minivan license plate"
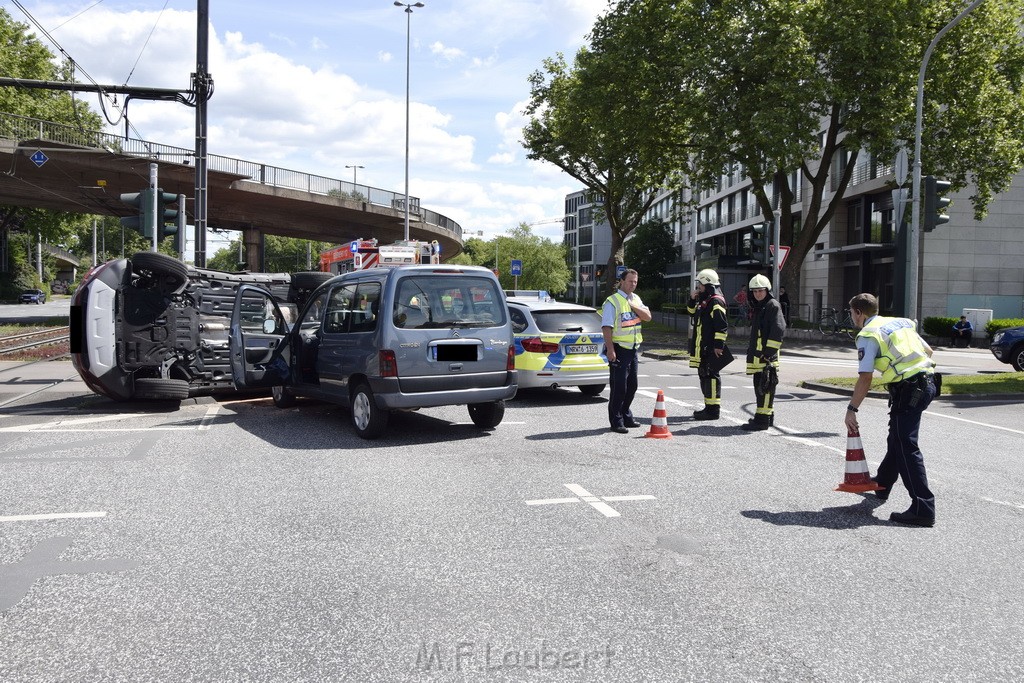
[566,344,598,354]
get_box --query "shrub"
[923,316,958,337]
[987,318,1024,336]
[635,287,664,311]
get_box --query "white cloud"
[378,50,393,63]
[430,42,465,61]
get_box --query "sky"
[6,0,609,254]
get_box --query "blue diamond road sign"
[30,150,48,167]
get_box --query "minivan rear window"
[393,275,506,329]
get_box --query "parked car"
[70,251,330,401]
[230,264,518,439]
[990,326,1024,371]
[506,295,608,395]
[20,289,46,304]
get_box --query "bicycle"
[818,306,855,340]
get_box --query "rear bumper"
[370,373,518,409]
[517,368,608,390]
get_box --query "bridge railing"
[0,112,460,240]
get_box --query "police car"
[506,294,608,395]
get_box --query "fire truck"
[319,238,441,274]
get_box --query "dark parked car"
[20,289,46,304]
[990,326,1024,371]
[230,264,518,438]
[71,251,330,401]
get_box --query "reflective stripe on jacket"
[688,292,728,368]
[857,316,934,384]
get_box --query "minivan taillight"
[507,347,516,371]
[379,350,398,377]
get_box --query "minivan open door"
[229,284,292,389]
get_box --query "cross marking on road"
[525,484,656,518]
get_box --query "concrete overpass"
[0,112,464,268]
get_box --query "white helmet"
[696,269,720,286]
[749,274,771,291]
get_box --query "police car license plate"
[565,344,598,354]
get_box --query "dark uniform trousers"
[608,343,639,427]
[877,373,937,518]
[697,357,721,405]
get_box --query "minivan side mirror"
[263,318,277,334]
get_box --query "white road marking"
[525,484,656,518]
[0,408,228,433]
[927,410,1024,435]
[0,511,107,523]
[981,497,1024,511]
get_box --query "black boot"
[740,413,772,431]
[693,405,720,421]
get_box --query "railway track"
[0,326,71,356]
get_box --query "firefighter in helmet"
[742,274,786,430]
[687,268,729,420]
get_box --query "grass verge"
[807,372,1023,396]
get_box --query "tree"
[523,1,696,299]
[489,223,571,294]
[624,218,674,290]
[593,0,1024,305]
[1,8,105,283]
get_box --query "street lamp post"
[395,1,424,242]
[909,0,985,323]
[345,164,364,185]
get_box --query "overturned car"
[70,251,330,401]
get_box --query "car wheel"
[578,384,605,397]
[351,382,388,439]
[131,251,189,295]
[468,400,505,429]
[272,385,296,408]
[133,377,190,400]
[1011,343,1024,372]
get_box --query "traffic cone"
[644,390,672,439]
[835,427,882,493]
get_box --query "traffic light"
[157,191,181,240]
[750,222,770,264]
[595,265,605,279]
[120,188,156,238]
[924,176,951,233]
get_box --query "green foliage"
[634,287,664,312]
[923,316,959,337]
[489,223,571,294]
[580,0,1024,308]
[988,318,1024,336]
[811,372,1023,395]
[624,219,674,290]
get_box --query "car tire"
[578,384,605,397]
[351,382,388,439]
[133,377,190,400]
[288,271,333,308]
[1011,343,1024,372]
[468,400,505,429]
[272,385,297,408]
[131,251,189,295]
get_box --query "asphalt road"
[0,354,1021,681]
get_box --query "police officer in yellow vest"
[845,293,937,527]
[601,268,652,433]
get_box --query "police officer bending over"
[845,293,937,527]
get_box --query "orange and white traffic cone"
[835,427,882,493]
[644,390,672,439]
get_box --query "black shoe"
[610,425,629,434]
[740,415,772,431]
[889,510,934,527]
[870,478,890,501]
[624,419,641,428]
[693,406,720,421]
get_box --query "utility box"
[962,308,993,337]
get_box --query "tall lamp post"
[345,164,364,185]
[395,1,424,242]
